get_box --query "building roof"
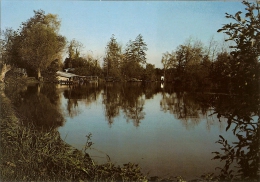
[56,71,78,78]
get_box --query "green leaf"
[245,13,251,17]
[213,156,220,160]
[235,11,242,21]
[226,118,231,131]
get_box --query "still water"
[8,82,259,180]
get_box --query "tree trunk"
[163,68,166,82]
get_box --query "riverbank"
[0,80,151,181]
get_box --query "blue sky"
[1,1,245,68]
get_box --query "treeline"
[1,1,259,92]
[160,1,259,92]
[62,33,153,82]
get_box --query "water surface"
[7,82,258,180]
[56,83,235,179]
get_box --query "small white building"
[56,71,79,82]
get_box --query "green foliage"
[67,39,84,59]
[217,0,260,93]
[101,34,148,81]
[64,55,102,77]
[0,28,21,67]
[210,52,231,91]
[161,51,175,82]
[6,10,66,78]
[103,34,123,79]
[161,38,207,90]
[122,34,148,80]
[218,1,260,59]
[159,1,260,92]
[132,34,148,65]
[42,59,62,82]
[143,63,156,81]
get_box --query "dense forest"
[0,1,259,93]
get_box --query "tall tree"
[124,34,148,64]
[103,35,122,79]
[144,63,156,81]
[67,39,83,60]
[123,34,148,79]
[205,36,219,62]
[18,10,66,78]
[217,0,260,92]
[174,40,203,74]
[161,51,175,82]
[0,28,20,65]
[64,39,84,69]
[132,34,148,65]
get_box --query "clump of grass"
[0,83,148,181]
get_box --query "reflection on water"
[210,92,260,181]
[6,82,259,180]
[63,84,102,118]
[5,83,65,130]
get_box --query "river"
[7,82,259,180]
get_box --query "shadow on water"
[5,83,65,131]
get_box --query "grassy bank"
[0,81,150,181]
